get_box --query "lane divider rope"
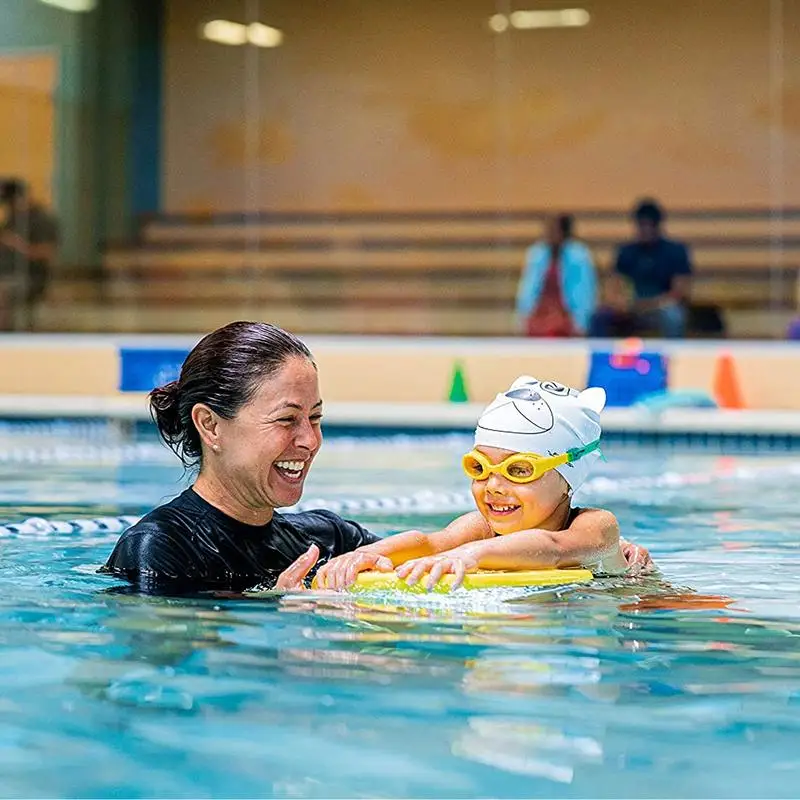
[2,462,796,539]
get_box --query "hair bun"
[149,381,184,447]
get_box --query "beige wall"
[0,53,56,205]
[163,0,800,214]
[0,343,115,395]
[0,336,798,411]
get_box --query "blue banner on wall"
[587,349,668,407]
[119,348,190,392]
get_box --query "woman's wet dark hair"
[149,321,314,467]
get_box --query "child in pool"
[315,376,631,591]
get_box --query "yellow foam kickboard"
[346,568,594,594]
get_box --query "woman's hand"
[620,539,654,576]
[395,551,479,591]
[314,550,394,590]
[274,544,320,590]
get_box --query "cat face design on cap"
[508,377,579,399]
[507,376,606,414]
[478,389,555,434]
[474,376,606,491]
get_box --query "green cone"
[448,361,469,403]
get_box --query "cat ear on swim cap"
[578,387,606,414]
[508,375,537,391]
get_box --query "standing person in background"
[0,180,59,330]
[516,214,597,338]
[609,198,692,339]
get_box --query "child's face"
[470,446,571,535]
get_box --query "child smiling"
[315,376,628,591]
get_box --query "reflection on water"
[3,564,792,798]
[0,444,799,797]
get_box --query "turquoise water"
[0,423,799,798]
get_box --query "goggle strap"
[565,438,602,463]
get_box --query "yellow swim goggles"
[462,439,602,484]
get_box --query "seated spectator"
[687,303,726,338]
[0,179,59,330]
[592,198,692,339]
[585,274,638,338]
[516,213,597,337]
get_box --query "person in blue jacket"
[516,214,598,337]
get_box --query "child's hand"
[314,550,394,590]
[621,539,654,575]
[395,552,479,591]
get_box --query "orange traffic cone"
[713,352,745,409]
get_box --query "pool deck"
[0,394,799,436]
[0,334,799,423]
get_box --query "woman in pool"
[315,376,631,591]
[102,322,650,594]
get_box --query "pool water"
[0,423,799,798]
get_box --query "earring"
[212,444,220,452]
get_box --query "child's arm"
[464,508,624,571]
[397,508,625,590]
[314,511,492,589]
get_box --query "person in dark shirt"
[614,198,692,338]
[101,321,393,594]
[101,321,653,595]
[104,488,379,595]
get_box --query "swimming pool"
[0,421,798,798]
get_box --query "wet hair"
[633,198,664,226]
[149,321,314,468]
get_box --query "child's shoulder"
[569,506,618,526]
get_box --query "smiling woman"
[99,321,386,594]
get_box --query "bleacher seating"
[37,209,800,337]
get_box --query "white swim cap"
[474,376,606,491]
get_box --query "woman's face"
[469,446,570,535]
[210,356,323,510]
